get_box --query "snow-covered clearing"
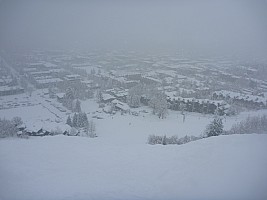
[1,94,267,199]
[0,134,267,200]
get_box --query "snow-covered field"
[1,93,267,199]
[1,92,267,139]
[0,134,267,200]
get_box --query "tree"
[65,88,74,99]
[73,99,81,113]
[148,92,168,119]
[48,87,55,98]
[158,98,168,119]
[66,115,72,127]
[90,68,96,75]
[87,89,94,99]
[179,102,186,114]
[96,90,103,103]
[12,116,23,127]
[77,113,89,128]
[127,84,143,108]
[127,94,141,108]
[162,135,167,145]
[72,113,78,128]
[63,88,75,110]
[0,117,21,138]
[86,120,96,138]
[27,86,34,97]
[205,117,223,137]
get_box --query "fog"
[0,0,267,57]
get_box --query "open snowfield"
[1,94,267,199]
[0,134,267,200]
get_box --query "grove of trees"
[0,117,23,138]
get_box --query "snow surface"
[1,92,267,199]
[0,134,267,200]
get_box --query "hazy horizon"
[0,0,267,58]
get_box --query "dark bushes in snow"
[226,115,267,135]
[148,115,267,146]
[148,134,200,145]
[204,117,223,137]
[0,117,24,138]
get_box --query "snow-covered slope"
[0,134,267,200]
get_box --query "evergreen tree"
[63,88,75,110]
[66,115,72,127]
[127,94,141,108]
[77,112,82,127]
[205,117,223,137]
[82,113,89,127]
[96,90,103,103]
[87,90,94,99]
[77,112,89,128]
[91,68,96,75]
[162,135,167,145]
[65,88,74,100]
[127,84,144,108]
[72,113,78,128]
[73,99,81,113]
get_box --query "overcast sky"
[0,0,266,57]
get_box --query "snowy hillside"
[1,134,267,200]
[1,1,267,199]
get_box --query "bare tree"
[86,120,96,138]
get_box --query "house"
[35,78,63,89]
[56,93,65,103]
[102,93,116,103]
[0,86,24,96]
[111,99,130,113]
[64,74,82,82]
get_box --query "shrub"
[205,117,223,137]
[227,115,267,135]
[0,117,24,138]
[148,134,201,145]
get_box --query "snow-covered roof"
[155,69,177,77]
[43,62,57,68]
[29,62,43,66]
[24,67,37,72]
[214,90,267,104]
[66,74,81,78]
[36,78,63,84]
[102,93,116,101]
[49,69,63,73]
[30,71,51,76]
[112,99,130,111]
[142,76,162,83]
[167,95,226,105]
[56,93,65,98]
[26,121,71,133]
[0,86,24,92]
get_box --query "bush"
[68,127,79,136]
[85,120,96,138]
[0,117,24,138]
[148,134,201,145]
[205,117,223,137]
[50,127,63,136]
[227,115,267,135]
